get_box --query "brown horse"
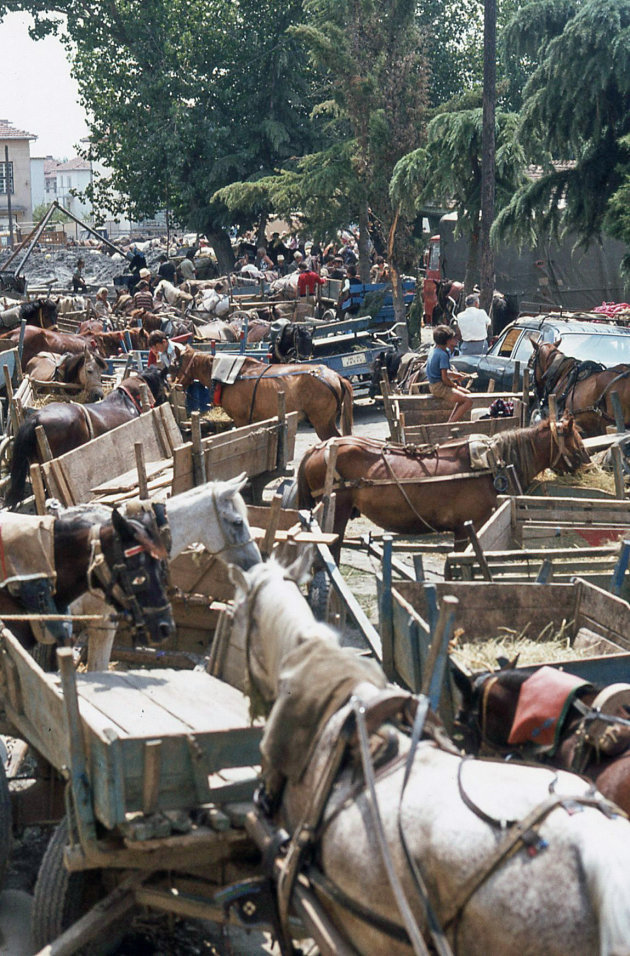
[297,416,588,550]
[90,327,149,356]
[530,338,630,436]
[0,326,100,367]
[6,368,167,508]
[174,346,353,440]
[25,350,107,401]
[454,666,630,816]
[0,505,173,653]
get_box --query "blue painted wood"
[380,535,395,678]
[610,541,630,596]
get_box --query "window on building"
[0,162,14,195]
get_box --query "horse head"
[102,507,175,646]
[529,337,564,398]
[228,549,315,716]
[172,346,197,387]
[60,349,106,401]
[139,366,168,405]
[21,298,58,329]
[273,323,313,362]
[551,414,590,472]
[176,474,261,570]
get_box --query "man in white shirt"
[453,293,492,354]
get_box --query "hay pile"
[531,461,617,496]
[449,619,595,671]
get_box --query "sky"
[0,11,89,159]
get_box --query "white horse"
[228,552,630,956]
[69,475,261,670]
[154,279,194,311]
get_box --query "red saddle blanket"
[508,666,589,750]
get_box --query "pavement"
[0,890,33,955]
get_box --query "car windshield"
[551,332,630,366]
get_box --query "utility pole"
[479,0,496,313]
[4,146,14,248]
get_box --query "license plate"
[341,352,367,368]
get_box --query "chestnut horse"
[0,505,173,653]
[25,350,107,402]
[0,326,99,367]
[530,338,630,436]
[454,666,630,816]
[5,368,166,508]
[297,417,588,550]
[174,346,353,440]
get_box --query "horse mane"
[489,418,554,483]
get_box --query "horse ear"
[284,545,314,585]
[111,506,134,541]
[228,563,249,594]
[224,472,248,495]
[554,336,562,348]
[529,335,540,349]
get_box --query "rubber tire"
[30,642,56,672]
[32,818,125,955]
[0,760,12,890]
[280,478,298,510]
[308,569,331,621]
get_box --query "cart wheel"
[0,761,12,890]
[308,570,331,621]
[0,435,12,472]
[32,818,127,955]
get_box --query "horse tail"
[340,378,353,435]
[6,418,38,508]
[580,814,630,953]
[297,448,317,510]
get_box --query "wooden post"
[421,594,458,711]
[276,390,287,471]
[321,444,338,534]
[612,444,625,499]
[3,364,17,434]
[262,494,283,557]
[190,412,206,486]
[35,425,53,462]
[138,383,150,412]
[521,367,530,424]
[380,535,395,678]
[464,520,493,581]
[142,740,162,816]
[548,393,558,422]
[134,442,149,499]
[610,390,625,433]
[56,647,97,844]
[29,463,47,514]
[511,360,521,395]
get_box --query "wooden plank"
[402,415,520,445]
[474,498,513,551]
[113,670,251,730]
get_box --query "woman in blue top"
[426,325,473,423]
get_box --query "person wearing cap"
[94,287,113,328]
[267,231,290,265]
[133,279,155,312]
[275,254,289,277]
[327,256,346,280]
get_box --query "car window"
[560,332,630,366]
[494,328,522,357]
[513,333,536,363]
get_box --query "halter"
[86,522,169,636]
[118,382,153,413]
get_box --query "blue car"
[451,315,630,392]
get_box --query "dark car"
[452,315,630,392]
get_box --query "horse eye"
[232,516,244,528]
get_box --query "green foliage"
[495,0,630,246]
[2,0,321,256]
[32,202,69,224]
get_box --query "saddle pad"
[0,513,57,591]
[468,435,495,470]
[508,666,589,750]
[212,354,247,384]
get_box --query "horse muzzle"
[136,604,176,646]
[87,387,105,402]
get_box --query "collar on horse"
[118,382,152,413]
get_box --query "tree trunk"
[387,206,409,347]
[479,0,496,313]
[206,228,234,274]
[358,201,371,283]
[464,230,480,293]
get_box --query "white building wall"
[30,157,46,210]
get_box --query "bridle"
[86,520,170,638]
